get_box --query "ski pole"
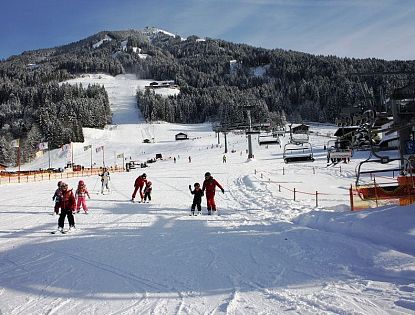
[92,176,100,194]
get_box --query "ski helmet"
[142,173,147,178]
[79,180,84,186]
[204,172,211,177]
[57,181,63,187]
[194,182,200,187]
[147,181,152,186]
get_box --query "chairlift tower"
[245,105,255,159]
[212,122,228,154]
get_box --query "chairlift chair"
[327,139,353,162]
[283,143,315,163]
[355,157,415,202]
[258,132,280,145]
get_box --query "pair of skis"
[50,228,77,234]
[51,230,67,234]
[189,212,219,216]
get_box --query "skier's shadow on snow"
[1,202,415,305]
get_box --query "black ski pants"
[58,208,75,228]
[191,202,201,211]
[144,192,151,201]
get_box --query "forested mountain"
[1,28,415,165]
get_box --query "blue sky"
[1,0,415,60]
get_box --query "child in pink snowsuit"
[75,180,90,214]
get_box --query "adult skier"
[99,167,110,194]
[202,172,224,215]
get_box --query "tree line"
[1,29,415,165]
[133,33,415,127]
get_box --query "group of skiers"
[129,171,224,215]
[189,172,224,215]
[53,168,224,231]
[131,173,152,203]
[52,180,90,233]
[52,168,109,232]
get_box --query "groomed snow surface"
[1,74,414,314]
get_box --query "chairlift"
[272,128,285,138]
[283,143,315,163]
[258,132,280,145]
[327,139,353,162]
[290,133,309,145]
[355,157,415,201]
[353,107,415,203]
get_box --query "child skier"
[189,182,204,215]
[75,180,90,214]
[52,181,63,215]
[54,182,76,233]
[143,181,152,202]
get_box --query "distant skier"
[55,182,76,233]
[75,180,90,214]
[223,155,227,163]
[52,181,63,215]
[189,182,204,216]
[202,172,224,215]
[99,167,110,194]
[188,156,192,163]
[132,173,147,203]
[143,181,152,202]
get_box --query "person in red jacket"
[56,182,76,232]
[202,172,224,215]
[131,173,147,203]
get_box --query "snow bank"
[295,205,415,255]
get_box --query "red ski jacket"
[134,176,147,188]
[59,189,76,211]
[202,177,223,197]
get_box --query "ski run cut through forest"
[1,74,415,315]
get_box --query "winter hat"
[147,181,152,186]
[142,173,147,178]
[78,180,84,186]
[58,181,63,187]
[194,182,200,187]
[204,172,211,177]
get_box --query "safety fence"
[254,167,350,208]
[0,166,125,185]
